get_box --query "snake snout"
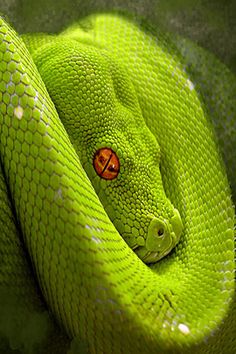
[146,218,171,253]
[138,208,183,263]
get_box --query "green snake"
[0,12,235,354]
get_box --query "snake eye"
[93,148,120,180]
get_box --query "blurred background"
[0,0,235,74]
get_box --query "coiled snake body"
[0,13,235,354]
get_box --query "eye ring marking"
[93,148,120,180]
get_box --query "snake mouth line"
[134,246,166,264]
[142,251,159,263]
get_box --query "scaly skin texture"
[27,38,182,263]
[0,13,235,354]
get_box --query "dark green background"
[0,0,236,74]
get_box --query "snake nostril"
[157,228,164,237]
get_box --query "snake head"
[31,38,183,264]
[135,209,183,263]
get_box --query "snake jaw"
[135,208,183,264]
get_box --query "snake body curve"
[0,13,235,354]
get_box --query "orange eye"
[93,148,120,180]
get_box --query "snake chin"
[135,245,173,264]
[143,249,171,264]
